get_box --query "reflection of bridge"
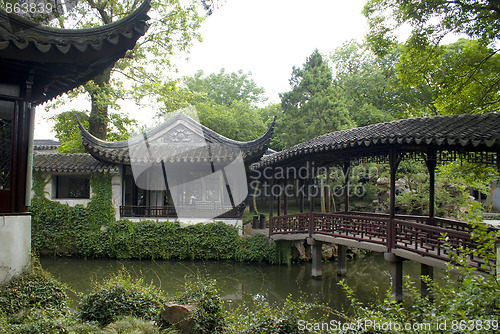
[253,113,500,302]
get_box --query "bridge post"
[385,252,403,303]
[420,264,434,300]
[284,177,288,215]
[337,245,347,276]
[388,149,400,250]
[307,237,322,278]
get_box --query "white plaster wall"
[492,183,500,212]
[111,171,122,221]
[0,215,31,284]
[124,217,243,235]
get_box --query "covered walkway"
[254,113,500,301]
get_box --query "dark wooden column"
[283,177,288,215]
[421,263,434,300]
[343,161,350,212]
[277,181,282,216]
[299,177,304,213]
[425,150,437,223]
[309,161,315,212]
[388,148,400,250]
[268,168,274,237]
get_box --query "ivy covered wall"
[30,172,286,263]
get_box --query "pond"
[40,253,456,313]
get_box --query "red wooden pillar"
[425,150,437,224]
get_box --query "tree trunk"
[88,67,112,140]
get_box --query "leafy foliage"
[43,0,206,140]
[0,259,68,316]
[184,69,267,107]
[337,215,500,334]
[51,110,137,153]
[168,277,226,334]
[228,294,315,334]
[78,269,166,326]
[30,174,284,263]
[275,49,355,149]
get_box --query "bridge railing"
[313,212,388,246]
[270,211,498,272]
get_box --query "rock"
[322,244,336,260]
[292,241,308,260]
[376,177,388,186]
[243,222,252,236]
[160,303,196,334]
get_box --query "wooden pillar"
[326,168,331,212]
[420,264,434,300]
[343,161,350,212]
[309,161,315,212]
[284,178,288,216]
[385,252,403,302]
[337,244,347,276]
[308,237,322,278]
[425,150,437,223]
[268,169,274,237]
[277,182,281,216]
[388,148,400,250]
[299,177,304,213]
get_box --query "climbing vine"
[30,172,283,263]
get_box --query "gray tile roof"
[0,1,150,105]
[34,139,60,150]
[78,114,276,165]
[257,113,500,168]
[33,153,119,174]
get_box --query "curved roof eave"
[255,113,500,169]
[76,114,277,164]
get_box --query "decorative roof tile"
[33,153,119,174]
[34,139,60,150]
[77,114,276,165]
[257,113,500,168]
[0,1,150,105]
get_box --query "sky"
[34,0,370,139]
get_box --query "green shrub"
[236,234,280,263]
[78,269,166,326]
[0,259,69,316]
[163,277,226,334]
[228,294,314,334]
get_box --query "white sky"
[34,0,369,139]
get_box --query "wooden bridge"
[253,113,500,301]
[269,211,500,301]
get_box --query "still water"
[40,254,454,312]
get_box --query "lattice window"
[0,118,12,190]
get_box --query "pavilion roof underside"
[0,1,150,105]
[256,113,500,168]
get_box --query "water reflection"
[40,253,455,311]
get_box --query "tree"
[363,0,500,56]
[52,110,137,153]
[331,40,435,121]
[363,0,500,115]
[43,0,207,140]
[398,38,500,114]
[275,49,355,149]
[183,69,267,107]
